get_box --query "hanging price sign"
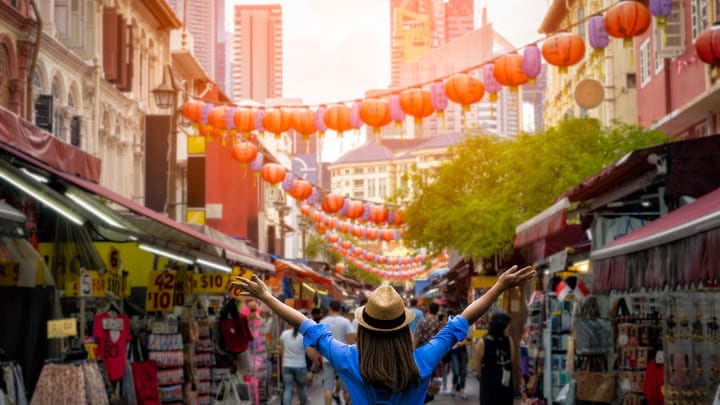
[65,270,106,297]
[146,270,176,312]
[192,273,229,294]
[0,261,19,286]
[227,267,254,299]
[174,269,190,307]
[47,318,78,339]
[106,270,122,296]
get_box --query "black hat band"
[362,308,406,330]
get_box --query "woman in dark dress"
[474,312,515,405]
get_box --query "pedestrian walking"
[279,326,319,405]
[449,329,472,400]
[320,300,355,405]
[234,265,534,405]
[474,312,516,405]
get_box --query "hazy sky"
[227,0,550,105]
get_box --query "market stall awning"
[591,187,720,260]
[275,259,332,286]
[514,198,570,247]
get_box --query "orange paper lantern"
[323,104,353,137]
[233,108,256,138]
[321,194,345,213]
[207,105,232,130]
[365,227,378,240]
[399,88,435,125]
[290,108,317,139]
[300,205,312,216]
[368,205,389,224]
[359,98,392,134]
[493,53,529,92]
[604,1,651,46]
[541,32,586,74]
[182,100,204,124]
[445,73,485,110]
[262,108,292,139]
[231,141,258,167]
[260,163,287,185]
[288,179,313,201]
[345,200,364,219]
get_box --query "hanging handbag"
[575,297,613,355]
[215,379,241,405]
[576,356,616,404]
[218,316,253,354]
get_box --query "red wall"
[636,2,707,129]
[205,137,259,242]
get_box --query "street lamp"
[152,64,181,220]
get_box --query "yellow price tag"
[146,270,176,312]
[65,270,106,297]
[0,261,19,286]
[192,273,230,294]
[47,318,78,339]
[106,270,122,296]
[226,267,253,299]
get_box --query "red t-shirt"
[93,311,131,381]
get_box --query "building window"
[354,168,363,174]
[640,39,651,86]
[368,178,375,197]
[626,73,637,89]
[716,0,720,21]
[378,179,387,197]
[691,0,709,41]
[353,179,364,187]
[695,122,710,138]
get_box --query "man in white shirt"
[320,300,355,405]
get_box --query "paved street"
[268,368,480,404]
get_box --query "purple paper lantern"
[315,106,328,138]
[389,94,405,127]
[250,152,264,172]
[588,15,610,50]
[350,101,363,130]
[254,109,265,137]
[482,64,501,102]
[339,198,350,217]
[521,44,542,80]
[226,107,237,132]
[307,187,319,205]
[430,81,449,111]
[649,0,672,27]
[281,173,295,192]
[201,102,212,127]
[362,203,371,221]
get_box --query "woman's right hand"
[233,274,272,300]
[497,265,535,290]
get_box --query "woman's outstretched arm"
[461,265,534,324]
[233,274,307,328]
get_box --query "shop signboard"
[472,276,497,289]
[174,269,189,307]
[106,247,127,297]
[192,273,229,294]
[65,269,106,297]
[106,270,122,297]
[146,269,176,312]
[47,318,77,339]
[0,260,45,287]
[226,266,253,299]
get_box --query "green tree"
[398,118,668,261]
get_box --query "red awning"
[0,106,101,182]
[275,259,332,286]
[514,198,570,247]
[591,187,720,260]
[0,137,273,272]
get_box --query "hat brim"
[354,305,415,333]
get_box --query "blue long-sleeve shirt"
[300,315,470,405]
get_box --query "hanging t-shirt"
[92,311,131,381]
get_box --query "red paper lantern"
[260,163,287,185]
[323,104,352,137]
[380,229,395,241]
[365,252,375,261]
[445,73,485,111]
[399,88,435,126]
[323,216,337,229]
[288,179,313,201]
[604,1,651,46]
[321,194,345,213]
[365,227,378,240]
[327,234,339,243]
[378,256,386,264]
[233,108,256,138]
[198,124,221,140]
[393,207,406,225]
[290,108,317,140]
[541,32,586,74]
[338,221,351,234]
[359,98,392,134]
[352,225,365,238]
[182,100,204,124]
[341,240,352,250]
[335,262,345,274]
[696,23,720,66]
[369,205,389,224]
[353,246,364,256]
[300,205,312,216]
[311,211,323,223]
[262,108,292,139]
[493,53,529,91]
[231,141,258,166]
[345,200,364,219]
[317,224,327,234]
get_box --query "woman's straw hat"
[354,285,415,333]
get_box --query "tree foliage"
[398,118,668,260]
[303,233,382,285]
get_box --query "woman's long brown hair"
[357,325,420,392]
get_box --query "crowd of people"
[237,265,533,405]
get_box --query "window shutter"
[54,0,70,39]
[78,0,96,60]
[117,14,129,90]
[34,95,53,133]
[68,0,82,48]
[70,116,81,147]
[655,0,685,58]
[103,7,119,82]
